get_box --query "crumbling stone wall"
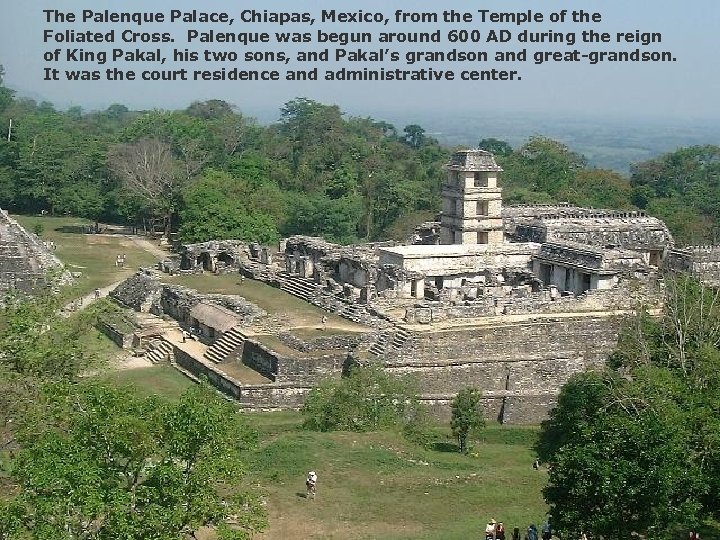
[178,240,248,273]
[277,332,367,352]
[0,209,71,295]
[241,339,345,383]
[376,315,622,423]
[158,285,265,326]
[506,211,673,253]
[665,246,720,286]
[173,347,311,408]
[111,269,162,311]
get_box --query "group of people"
[115,253,127,268]
[485,519,552,540]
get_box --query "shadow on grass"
[429,441,460,453]
[55,225,91,234]
[295,492,309,499]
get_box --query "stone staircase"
[279,273,321,301]
[239,266,395,331]
[145,337,173,363]
[368,326,411,357]
[204,326,247,363]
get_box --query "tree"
[538,277,720,539]
[477,138,513,156]
[450,388,485,453]
[108,138,182,235]
[186,99,235,119]
[178,169,282,244]
[301,365,424,433]
[630,146,720,243]
[3,382,266,540]
[502,136,586,200]
[0,64,14,113]
[403,124,426,149]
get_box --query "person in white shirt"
[306,471,318,500]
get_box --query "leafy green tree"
[301,365,423,433]
[403,124,426,149]
[282,193,361,244]
[450,388,485,453]
[477,138,513,156]
[502,136,586,200]
[186,99,235,119]
[3,382,266,540]
[0,64,14,113]
[560,169,633,209]
[178,169,282,243]
[0,293,100,378]
[539,277,720,538]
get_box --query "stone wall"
[158,285,264,327]
[111,270,162,311]
[404,279,660,323]
[0,209,71,295]
[173,347,311,409]
[96,318,136,349]
[241,339,346,383]
[96,321,133,349]
[508,214,672,252]
[179,240,248,272]
[419,394,557,424]
[375,314,621,423]
[665,246,720,286]
[277,332,366,352]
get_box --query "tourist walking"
[485,519,497,540]
[306,470,317,500]
[541,521,552,540]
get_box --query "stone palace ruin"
[6,149,720,423]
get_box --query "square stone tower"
[440,149,504,245]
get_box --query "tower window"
[474,172,488,187]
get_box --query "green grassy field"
[13,215,159,297]
[247,415,547,540]
[97,367,548,539]
[97,364,194,400]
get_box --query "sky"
[0,0,718,121]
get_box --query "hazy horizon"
[1,0,719,121]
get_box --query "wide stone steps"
[146,337,173,363]
[204,326,247,363]
[279,275,320,301]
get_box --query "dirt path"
[60,279,125,318]
[129,236,170,259]
[60,236,169,317]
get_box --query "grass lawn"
[97,364,194,400]
[13,214,159,297]
[245,412,547,540]
[97,368,547,539]
[165,274,367,331]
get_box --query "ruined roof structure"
[0,208,69,295]
[504,208,673,253]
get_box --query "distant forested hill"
[377,109,720,174]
